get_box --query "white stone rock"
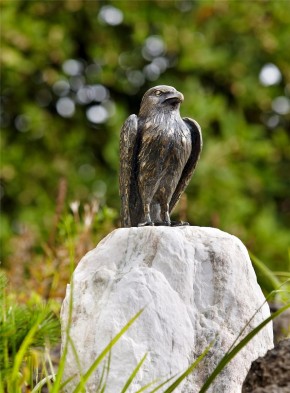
[61,226,273,392]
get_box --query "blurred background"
[1,0,290,297]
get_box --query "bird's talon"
[171,221,189,227]
[138,221,154,227]
[153,221,171,226]
[181,221,190,226]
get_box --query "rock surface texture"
[242,339,290,393]
[61,227,273,392]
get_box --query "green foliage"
[1,0,290,273]
[250,251,290,303]
[0,271,60,391]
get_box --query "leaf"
[120,353,147,393]
[11,308,48,381]
[250,252,282,290]
[161,341,213,393]
[30,375,55,393]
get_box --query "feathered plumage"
[119,85,202,227]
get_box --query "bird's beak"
[163,91,184,105]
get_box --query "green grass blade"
[96,361,107,393]
[145,342,212,393]
[226,285,289,356]
[11,310,45,382]
[55,335,83,391]
[68,335,84,375]
[99,385,106,393]
[274,272,290,278]
[59,374,78,390]
[96,360,107,392]
[51,335,70,393]
[146,375,177,393]
[38,352,54,392]
[96,350,111,393]
[72,308,144,393]
[65,334,87,389]
[120,353,147,393]
[199,303,290,393]
[0,272,9,379]
[134,378,162,393]
[31,375,55,393]
[250,252,281,289]
[51,274,75,393]
[101,349,112,392]
[44,347,55,390]
[225,295,270,355]
[162,340,213,393]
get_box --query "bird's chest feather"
[140,117,191,162]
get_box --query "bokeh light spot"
[86,105,108,123]
[152,57,169,72]
[272,96,290,115]
[62,59,83,76]
[98,5,123,26]
[266,115,280,128]
[142,36,165,60]
[56,97,75,117]
[92,84,109,102]
[259,63,282,86]
[127,70,145,87]
[76,86,94,104]
[143,63,160,81]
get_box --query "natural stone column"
[61,226,273,392]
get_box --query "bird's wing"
[169,117,202,213]
[119,114,138,227]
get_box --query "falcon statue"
[119,85,202,227]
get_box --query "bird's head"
[139,85,184,117]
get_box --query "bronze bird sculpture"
[119,85,202,227]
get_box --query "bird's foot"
[154,221,171,226]
[138,221,154,227]
[171,221,190,227]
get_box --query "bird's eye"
[155,90,162,96]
